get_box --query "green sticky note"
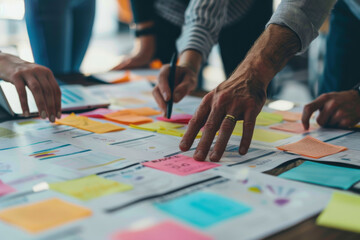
[279,161,360,189]
[155,192,252,228]
[50,175,132,201]
[256,112,283,126]
[232,123,291,143]
[317,192,360,233]
[130,121,184,132]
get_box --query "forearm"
[229,24,301,89]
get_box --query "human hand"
[152,64,197,113]
[112,36,155,70]
[0,53,61,122]
[302,90,360,129]
[180,73,267,162]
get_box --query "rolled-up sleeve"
[267,0,337,53]
[177,0,229,61]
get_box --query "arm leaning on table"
[180,0,337,162]
[302,83,360,129]
[0,52,61,122]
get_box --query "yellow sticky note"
[50,175,132,201]
[317,192,360,233]
[256,112,283,126]
[157,128,202,139]
[0,198,91,233]
[232,123,291,142]
[130,121,184,132]
[56,113,125,133]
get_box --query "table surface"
[1,73,358,239]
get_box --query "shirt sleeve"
[177,0,229,62]
[130,0,155,23]
[267,0,337,53]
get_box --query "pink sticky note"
[156,114,193,124]
[142,155,220,176]
[79,108,115,118]
[270,122,317,134]
[0,180,16,197]
[111,221,212,240]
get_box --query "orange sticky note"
[106,107,161,117]
[270,122,317,134]
[274,111,302,122]
[105,114,153,125]
[277,136,347,159]
[112,71,131,83]
[0,198,91,233]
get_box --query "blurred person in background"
[24,0,95,75]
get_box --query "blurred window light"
[0,0,25,20]
[268,100,295,111]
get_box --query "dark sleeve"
[130,0,155,23]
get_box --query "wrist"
[178,50,202,74]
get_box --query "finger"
[209,112,237,162]
[302,94,328,129]
[34,73,56,122]
[180,93,213,152]
[193,101,226,161]
[13,78,30,117]
[239,109,257,155]
[327,110,343,127]
[46,70,62,119]
[157,65,171,102]
[152,86,167,113]
[173,75,196,103]
[23,75,47,119]
[316,100,337,126]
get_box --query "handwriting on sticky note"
[111,221,212,240]
[56,113,125,133]
[157,114,193,124]
[270,122,317,134]
[317,192,360,233]
[142,155,220,176]
[79,108,115,118]
[277,136,347,158]
[0,180,15,197]
[155,192,252,228]
[232,123,291,142]
[274,111,302,122]
[50,175,132,201]
[279,161,360,189]
[0,198,91,233]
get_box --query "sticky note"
[277,136,347,159]
[279,161,360,189]
[142,155,220,176]
[79,108,115,118]
[270,122,317,134]
[157,114,193,124]
[0,180,15,197]
[0,198,91,233]
[255,112,283,126]
[155,192,252,228]
[274,111,302,122]
[56,113,125,133]
[232,123,291,142]
[105,114,153,125]
[108,107,161,117]
[111,221,212,240]
[112,70,131,83]
[50,175,132,201]
[130,121,184,132]
[317,192,360,233]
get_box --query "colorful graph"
[29,144,91,160]
[30,150,60,160]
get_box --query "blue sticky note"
[279,161,360,189]
[155,192,252,228]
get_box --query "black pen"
[166,50,178,119]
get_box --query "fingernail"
[162,92,168,101]
[194,150,205,161]
[57,112,62,119]
[240,146,247,155]
[40,111,47,119]
[50,115,55,123]
[180,141,187,149]
[24,111,30,117]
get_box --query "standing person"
[319,0,360,94]
[114,0,273,106]
[24,0,96,74]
